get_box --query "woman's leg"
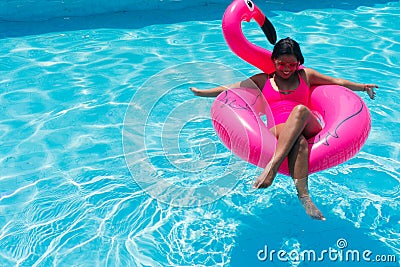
[288,136,325,220]
[253,105,321,189]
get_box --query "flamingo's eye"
[244,0,255,11]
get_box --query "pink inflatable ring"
[211,0,371,175]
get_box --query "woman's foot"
[298,195,326,220]
[253,161,279,189]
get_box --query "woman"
[190,37,377,220]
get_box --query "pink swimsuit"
[262,72,310,127]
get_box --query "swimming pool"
[0,0,399,266]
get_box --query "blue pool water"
[0,1,399,266]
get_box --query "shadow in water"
[229,196,398,267]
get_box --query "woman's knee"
[292,105,311,121]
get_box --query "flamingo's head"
[227,0,277,45]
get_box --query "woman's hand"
[190,87,202,96]
[189,86,227,97]
[363,84,378,100]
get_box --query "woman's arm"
[190,73,267,97]
[305,68,377,99]
[190,82,241,97]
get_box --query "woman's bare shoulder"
[246,73,269,90]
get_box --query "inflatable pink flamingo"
[211,0,372,175]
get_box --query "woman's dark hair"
[271,37,304,65]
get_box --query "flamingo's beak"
[253,6,277,45]
[261,16,276,45]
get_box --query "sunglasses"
[275,60,299,70]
